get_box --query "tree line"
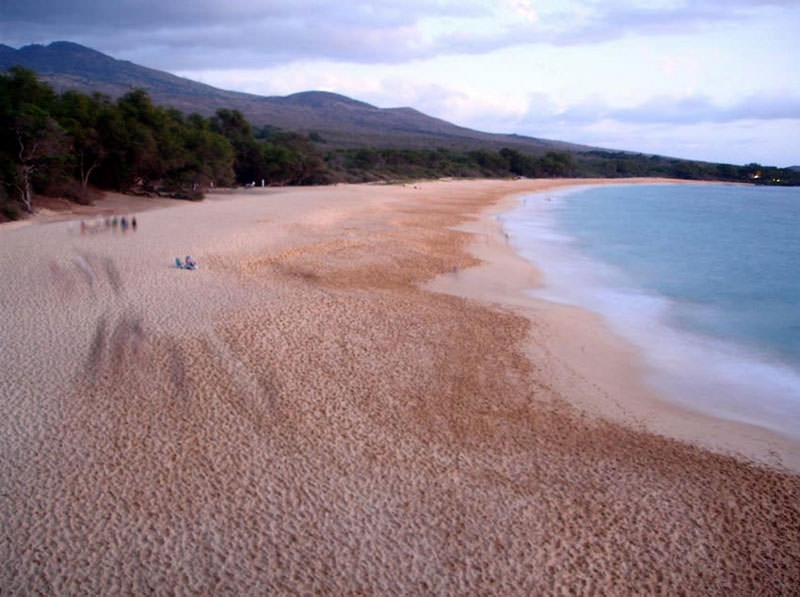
[1,67,797,219]
[0,67,327,218]
[328,147,798,186]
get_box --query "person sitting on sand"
[185,255,197,269]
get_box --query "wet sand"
[1,179,798,594]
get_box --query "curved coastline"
[472,181,800,470]
[1,178,798,593]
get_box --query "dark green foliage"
[499,148,539,177]
[324,146,800,185]
[55,90,114,200]
[328,147,578,182]
[0,71,239,209]
[211,112,328,185]
[573,150,800,184]
[1,69,69,212]
[0,175,18,220]
[0,69,797,215]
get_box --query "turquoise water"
[502,183,800,438]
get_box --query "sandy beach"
[1,178,798,594]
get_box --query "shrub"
[1,202,20,221]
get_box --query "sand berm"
[1,179,798,594]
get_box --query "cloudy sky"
[3,0,799,166]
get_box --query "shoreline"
[8,177,799,470]
[2,178,798,593]
[426,178,800,473]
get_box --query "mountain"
[0,41,593,154]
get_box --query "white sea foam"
[501,186,800,440]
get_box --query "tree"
[115,89,162,187]
[10,105,67,212]
[211,109,263,184]
[348,148,381,171]
[56,91,114,201]
[180,114,235,187]
[744,163,763,181]
[672,160,700,180]
[500,148,540,177]
[1,67,64,211]
[270,132,328,184]
[539,151,575,177]
[468,150,509,175]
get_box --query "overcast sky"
[3,0,799,166]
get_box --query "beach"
[1,178,798,594]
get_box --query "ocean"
[501,183,800,439]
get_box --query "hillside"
[0,41,593,154]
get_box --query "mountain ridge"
[0,41,595,154]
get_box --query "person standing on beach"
[131,216,137,231]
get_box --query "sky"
[2,0,799,166]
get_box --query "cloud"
[2,1,417,29]
[503,0,539,23]
[2,0,795,71]
[522,118,800,166]
[516,91,800,127]
[1,0,469,67]
[379,82,533,131]
[612,94,800,124]
[2,0,796,166]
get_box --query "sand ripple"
[1,181,798,594]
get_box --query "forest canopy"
[1,68,796,219]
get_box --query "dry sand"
[1,179,798,594]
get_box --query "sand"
[1,179,798,594]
